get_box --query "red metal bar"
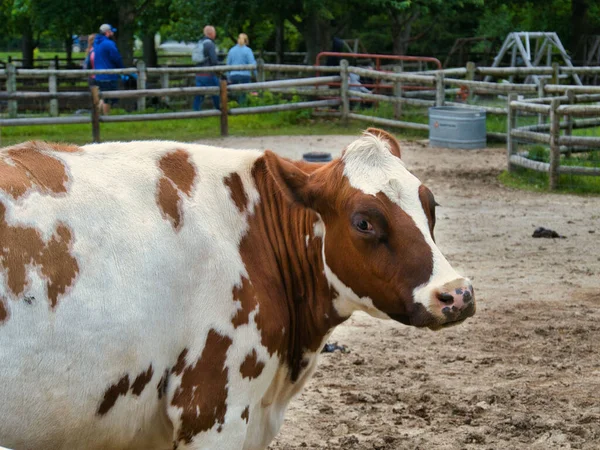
[315,52,441,102]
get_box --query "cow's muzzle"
[431,280,476,329]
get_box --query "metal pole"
[549,98,561,190]
[48,61,58,117]
[507,93,518,172]
[340,60,350,126]
[220,79,229,137]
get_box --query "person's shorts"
[96,79,119,105]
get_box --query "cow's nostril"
[437,292,454,304]
[463,290,473,303]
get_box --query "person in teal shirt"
[226,33,257,105]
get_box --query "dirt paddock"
[205,135,600,449]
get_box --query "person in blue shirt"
[94,24,124,114]
[226,33,257,106]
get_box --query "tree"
[2,0,38,67]
[30,0,104,67]
[362,0,483,56]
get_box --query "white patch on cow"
[313,219,324,238]
[305,234,310,248]
[341,133,462,314]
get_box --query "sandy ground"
[203,135,600,449]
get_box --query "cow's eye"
[355,219,373,232]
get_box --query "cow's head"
[265,128,475,330]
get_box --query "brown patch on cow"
[172,329,232,443]
[241,406,249,423]
[235,156,344,381]
[231,276,281,357]
[47,143,81,153]
[157,369,169,400]
[0,296,8,324]
[159,150,196,195]
[240,349,265,380]
[224,172,248,213]
[97,375,130,415]
[365,127,401,158]
[156,149,197,231]
[38,225,79,308]
[131,364,154,396]
[0,202,79,309]
[418,184,436,240]
[157,178,183,229]
[0,142,77,201]
[172,349,189,376]
[231,277,257,328]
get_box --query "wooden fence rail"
[2,59,599,171]
[507,90,600,189]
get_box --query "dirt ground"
[204,135,600,450]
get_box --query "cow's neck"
[243,158,344,382]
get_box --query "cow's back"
[0,141,263,449]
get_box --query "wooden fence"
[1,60,599,168]
[507,90,600,189]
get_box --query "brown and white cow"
[0,129,474,450]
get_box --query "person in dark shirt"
[193,25,220,111]
[94,24,124,114]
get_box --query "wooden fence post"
[507,93,518,172]
[551,62,560,85]
[49,61,58,117]
[220,78,229,137]
[466,61,475,103]
[435,71,445,107]
[257,58,265,83]
[537,78,546,125]
[340,59,349,125]
[565,89,575,158]
[549,98,561,190]
[136,60,147,111]
[7,63,17,118]
[393,65,402,119]
[160,72,170,104]
[91,86,101,143]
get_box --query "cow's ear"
[264,150,313,207]
[366,127,401,159]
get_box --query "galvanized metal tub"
[429,106,486,149]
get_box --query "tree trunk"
[143,33,158,67]
[275,14,285,64]
[391,12,418,56]
[301,9,331,65]
[117,3,136,67]
[571,0,589,61]
[21,23,35,69]
[64,35,73,67]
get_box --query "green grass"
[0,111,367,147]
[501,144,600,194]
